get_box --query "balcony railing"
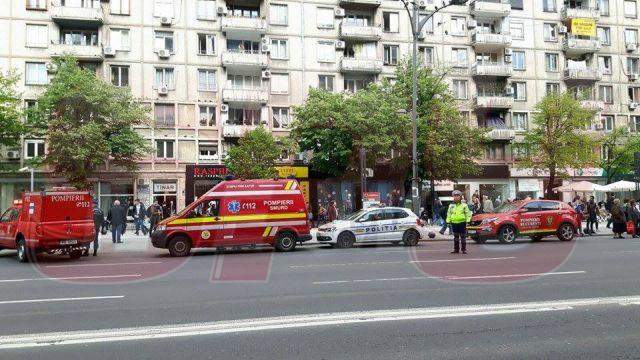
[474,95,514,109]
[469,0,511,18]
[222,88,269,103]
[339,23,382,41]
[563,36,601,55]
[563,68,602,81]
[223,124,258,137]
[340,58,383,73]
[221,16,267,33]
[486,128,516,141]
[561,6,600,20]
[50,4,103,25]
[339,0,382,7]
[472,62,512,77]
[471,32,512,51]
[50,43,104,61]
[581,100,605,111]
[221,50,268,68]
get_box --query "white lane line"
[0,295,638,349]
[44,262,163,268]
[0,296,125,306]
[312,271,585,284]
[446,270,586,280]
[0,274,142,283]
[603,250,640,254]
[290,256,515,268]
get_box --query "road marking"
[411,256,516,263]
[0,296,124,305]
[44,262,163,268]
[290,257,515,268]
[1,295,638,349]
[0,274,142,283]
[446,270,586,280]
[603,250,640,254]
[312,271,585,284]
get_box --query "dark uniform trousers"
[450,222,467,253]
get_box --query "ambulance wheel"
[168,236,192,257]
[402,230,420,246]
[275,232,297,252]
[497,225,517,244]
[16,239,32,263]
[69,250,83,259]
[557,223,575,241]
[335,232,355,249]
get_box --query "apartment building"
[0,0,637,210]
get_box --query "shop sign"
[518,179,541,192]
[276,166,308,179]
[363,192,380,201]
[434,180,454,191]
[570,18,596,37]
[510,167,604,178]
[154,183,177,193]
[192,166,229,179]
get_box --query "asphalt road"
[0,233,639,359]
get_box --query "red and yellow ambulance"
[151,179,312,256]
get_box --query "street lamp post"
[400,0,468,216]
[19,167,34,192]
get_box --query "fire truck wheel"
[168,236,192,257]
[275,232,297,252]
[402,229,420,246]
[69,250,83,259]
[335,231,355,249]
[16,239,31,263]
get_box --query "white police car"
[316,207,427,248]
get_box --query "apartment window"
[318,75,334,91]
[111,65,129,87]
[384,45,399,66]
[597,27,610,46]
[317,41,335,62]
[451,48,467,67]
[542,0,556,12]
[512,82,526,101]
[545,53,559,72]
[154,104,175,127]
[154,31,174,52]
[546,82,560,94]
[25,62,47,85]
[624,0,637,18]
[227,74,261,89]
[228,107,260,126]
[25,24,48,48]
[512,112,528,131]
[24,140,45,159]
[316,7,334,29]
[598,85,613,104]
[419,14,434,34]
[420,47,434,65]
[24,100,38,123]
[271,39,289,60]
[601,115,614,132]
[227,39,259,53]
[599,0,610,16]
[450,16,466,36]
[512,51,525,70]
[484,144,505,161]
[344,78,371,92]
[629,87,640,103]
[509,22,524,40]
[198,34,215,55]
[156,140,174,159]
[270,4,288,25]
[227,5,259,18]
[199,143,218,160]
[625,29,638,46]
[197,0,216,20]
[60,29,98,46]
[110,28,130,51]
[199,105,216,127]
[344,14,371,26]
[198,69,216,91]
[631,116,640,132]
[598,56,612,75]
[543,23,557,42]
[272,107,290,128]
[383,12,399,33]
[154,67,175,89]
[26,0,46,10]
[271,73,289,94]
[154,0,174,17]
[111,0,130,15]
[627,57,639,74]
[452,80,468,99]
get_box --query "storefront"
[454,165,513,206]
[510,167,606,202]
[152,181,178,215]
[96,179,135,215]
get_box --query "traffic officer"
[446,190,472,254]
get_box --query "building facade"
[0,0,636,210]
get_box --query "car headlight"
[481,217,499,224]
[155,225,166,231]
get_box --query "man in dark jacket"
[586,196,598,235]
[84,200,103,256]
[606,194,614,228]
[107,200,126,244]
[132,199,148,236]
[148,200,163,235]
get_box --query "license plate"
[60,240,78,245]
[467,230,476,235]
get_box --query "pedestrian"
[147,200,162,234]
[133,199,149,236]
[438,202,449,235]
[328,200,338,222]
[606,194,614,228]
[628,199,640,238]
[107,200,126,244]
[482,195,494,213]
[433,198,442,224]
[586,196,597,235]
[318,204,327,225]
[84,200,103,257]
[610,198,627,239]
[573,196,585,236]
[447,190,472,254]
[471,196,482,215]
[307,205,314,228]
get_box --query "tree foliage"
[224,126,294,179]
[598,127,640,183]
[0,71,26,147]
[33,56,150,189]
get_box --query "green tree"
[599,127,640,184]
[33,56,150,189]
[0,71,26,147]
[517,91,599,197]
[224,126,294,179]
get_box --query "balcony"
[563,36,601,56]
[581,100,604,112]
[561,7,600,21]
[563,68,602,82]
[222,88,269,104]
[340,23,382,41]
[469,0,511,19]
[50,5,104,26]
[50,44,104,62]
[339,0,382,8]
[221,51,268,70]
[472,62,512,77]
[223,124,258,138]
[486,128,516,141]
[340,58,383,74]
[471,32,512,52]
[221,16,267,38]
[474,95,513,109]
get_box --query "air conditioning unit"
[261,37,270,46]
[627,43,637,52]
[261,44,271,53]
[160,16,172,26]
[6,150,20,160]
[335,40,346,49]
[334,8,345,17]
[558,26,568,34]
[630,74,639,81]
[504,54,512,63]
[103,46,116,57]
[504,48,513,56]
[629,102,638,110]
[158,86,169,95]
[220,104,229,112]
[261,70,271,79]
[158,49,170,58]
[45,62,57,73]
[467,20,477,29]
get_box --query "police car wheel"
[557,224,575,241]
[402,230,420,246]
[497,226,517,244]
[275,232,297,252]
[168,236,192,257]
[336,232,355,249]
[16,239,29,263]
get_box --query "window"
[597,27,610,46]
[25,24,47,47]
[484,144,505,161]
[25,62,47,85]
[451,48,467,67]
[450,16,466,36]
[625,0,637,18]
[154,104,175,127]
[317,41,335,62]
[384,45,399,66]
[601,115,614,131]
[26,0,46,10]
[272,107,290,128]
[625,29,638,46]
[198,143,218,160]
[316,7,334,29]
[344,78,372,92]
[110,28,130,51]
[227,5,260,18]
[539,201,560,211]
[512,82,526,101]
[154,31,174,52]
[155,68,175,89]
[198,69,216,91]
[631,116,640,132]
[318,75,334,91]
[545,53,559,72]
[198,34,215,55]
[154,0,174,17]
[511,0,524,10]
[156,140,174,159]
[512,112,528,131]
[383,12,399,33]
[419,14,434,34]
[543,23,557,42]
[512,51,525,70]
[599,85,613,104]
[546,82,560,94]
[197,0,216,20]
[627,57,639,75]
[111,65,129,87]
[271,73,289,94]
[542,0,556,12]
[60,29,98,46]
[24,140,45,159]
[24,100,38,123]
[384,209,409,220]
[599,0,610,16]
[510,22,524,40]
[227,74,261,89]
[420,47,434,65]
[344,14,371,26]
[199,105,216,127]
[270,4,288,25]
[452,80,468,99]
[227,107,260,125]
[598,56,612,74]
[600,145,612,160]
[271,39,288,59]
[629,87,640,103]
[111,0,130,15]
[227,39,260,53]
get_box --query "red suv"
[466,200,579,244]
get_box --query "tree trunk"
[546,167,556,199]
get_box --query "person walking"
[84,200,103,257]
[610,198,627,239]
[586,196,598,235]
[147,200,162,235]
[573,196,585,237]
[628,199,640,238]
[438,202,449,235]
[132,199,148,236]
[107,200,126,244]
[327,200,338,222]
[605,194,614,228]
[446,190,472,254]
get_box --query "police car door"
[354,209,385,242]
[383,209,409,241]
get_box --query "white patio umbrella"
[598,180,637,192]
[554,180,605,193]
